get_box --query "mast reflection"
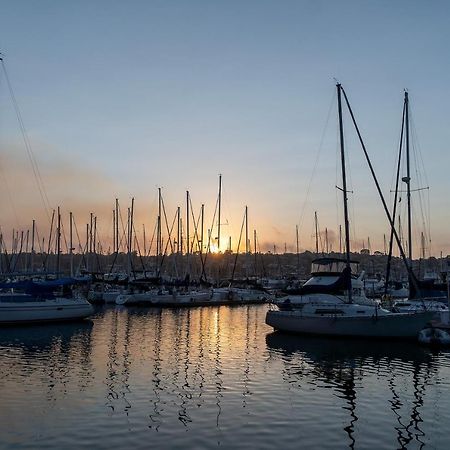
[266,332,436,449]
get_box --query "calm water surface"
[1,305,450,449]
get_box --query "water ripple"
[1,305,449,449]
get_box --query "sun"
[209,243,219,253]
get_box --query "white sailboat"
[266,83,433,339]
[0,280,93,325]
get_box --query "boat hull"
[116,289,268,307]
[266,310,434,339]
[0,298,94,325]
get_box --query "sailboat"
[0,278,93,325]
[266,84,433,339]
[385,91,448,307]
[0,55,93,324]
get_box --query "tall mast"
[180,218,183,255]
[56,207,61,275]
[128,197,134,278]
[143,224,147,256]
[337,83,352,302]
[89,212,93,254]
[157,188,162,267]
[93,216,97,256]
[177,206,181,254]
[254,229,257,277]
[186,191,190,257]
[115,198,119,254]
[25,230,29,272]
[421,231,425,259]
[404,91,412,262]
[245,206,249,253]
[31,219,35,272]
[127,208,131,276]
[186,191,190,278]
[296,224,300,275]
[200,204,204,256]
[314,211,319,254]
[217,174,222,252]
[112,210,116,254]
[69,212,74,277]
[85,223,89,271]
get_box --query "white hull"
[0,298,94,324]
[102,290,124,304]
[116,288,269,307]
[117,290,214,306]
[211,288,269,304]
[266,309,434,339]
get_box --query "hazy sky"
[1,0,450,256]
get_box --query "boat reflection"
[0,320,94,398]
[0,320,93,354]
[266,332,438,449]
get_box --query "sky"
[1,0,450,257]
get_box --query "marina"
[1,305,450,449]
[2,1,450,448]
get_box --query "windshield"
[311,260,358,274]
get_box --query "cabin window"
[314,309,344,315]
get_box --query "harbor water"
[1,304,450,449]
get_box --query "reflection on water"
[1,305,450,449]
[265,333,443,449]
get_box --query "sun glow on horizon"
[209,243,219,254]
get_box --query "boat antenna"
[336,84,353,303]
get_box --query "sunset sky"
[1,0,450,256]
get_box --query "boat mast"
[157,188,162,271]
[115,198,119,254]
[339,86,421,298]
[127,207,131,277]
[128,197,134,279]
[31,219,35,272]
[314,211,319,254]
[93,216,97,257]
[177,206,181,254]
[25,230,29,273]
[254,229,258,277]
[217,174,222,252]
[404,91,413,262]
[56,207,61,275]
[70,212,74,277]
[186,190,190,273]
[200,204,204,256]
[89,212,93,254]
[143,224,147,256]
[245,206,249,253]
[337,83,352,303]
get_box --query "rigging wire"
[0,57,52,221]
[297,89,336,243]
[409,110,432,255]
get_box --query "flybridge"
[311,257,359,275]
